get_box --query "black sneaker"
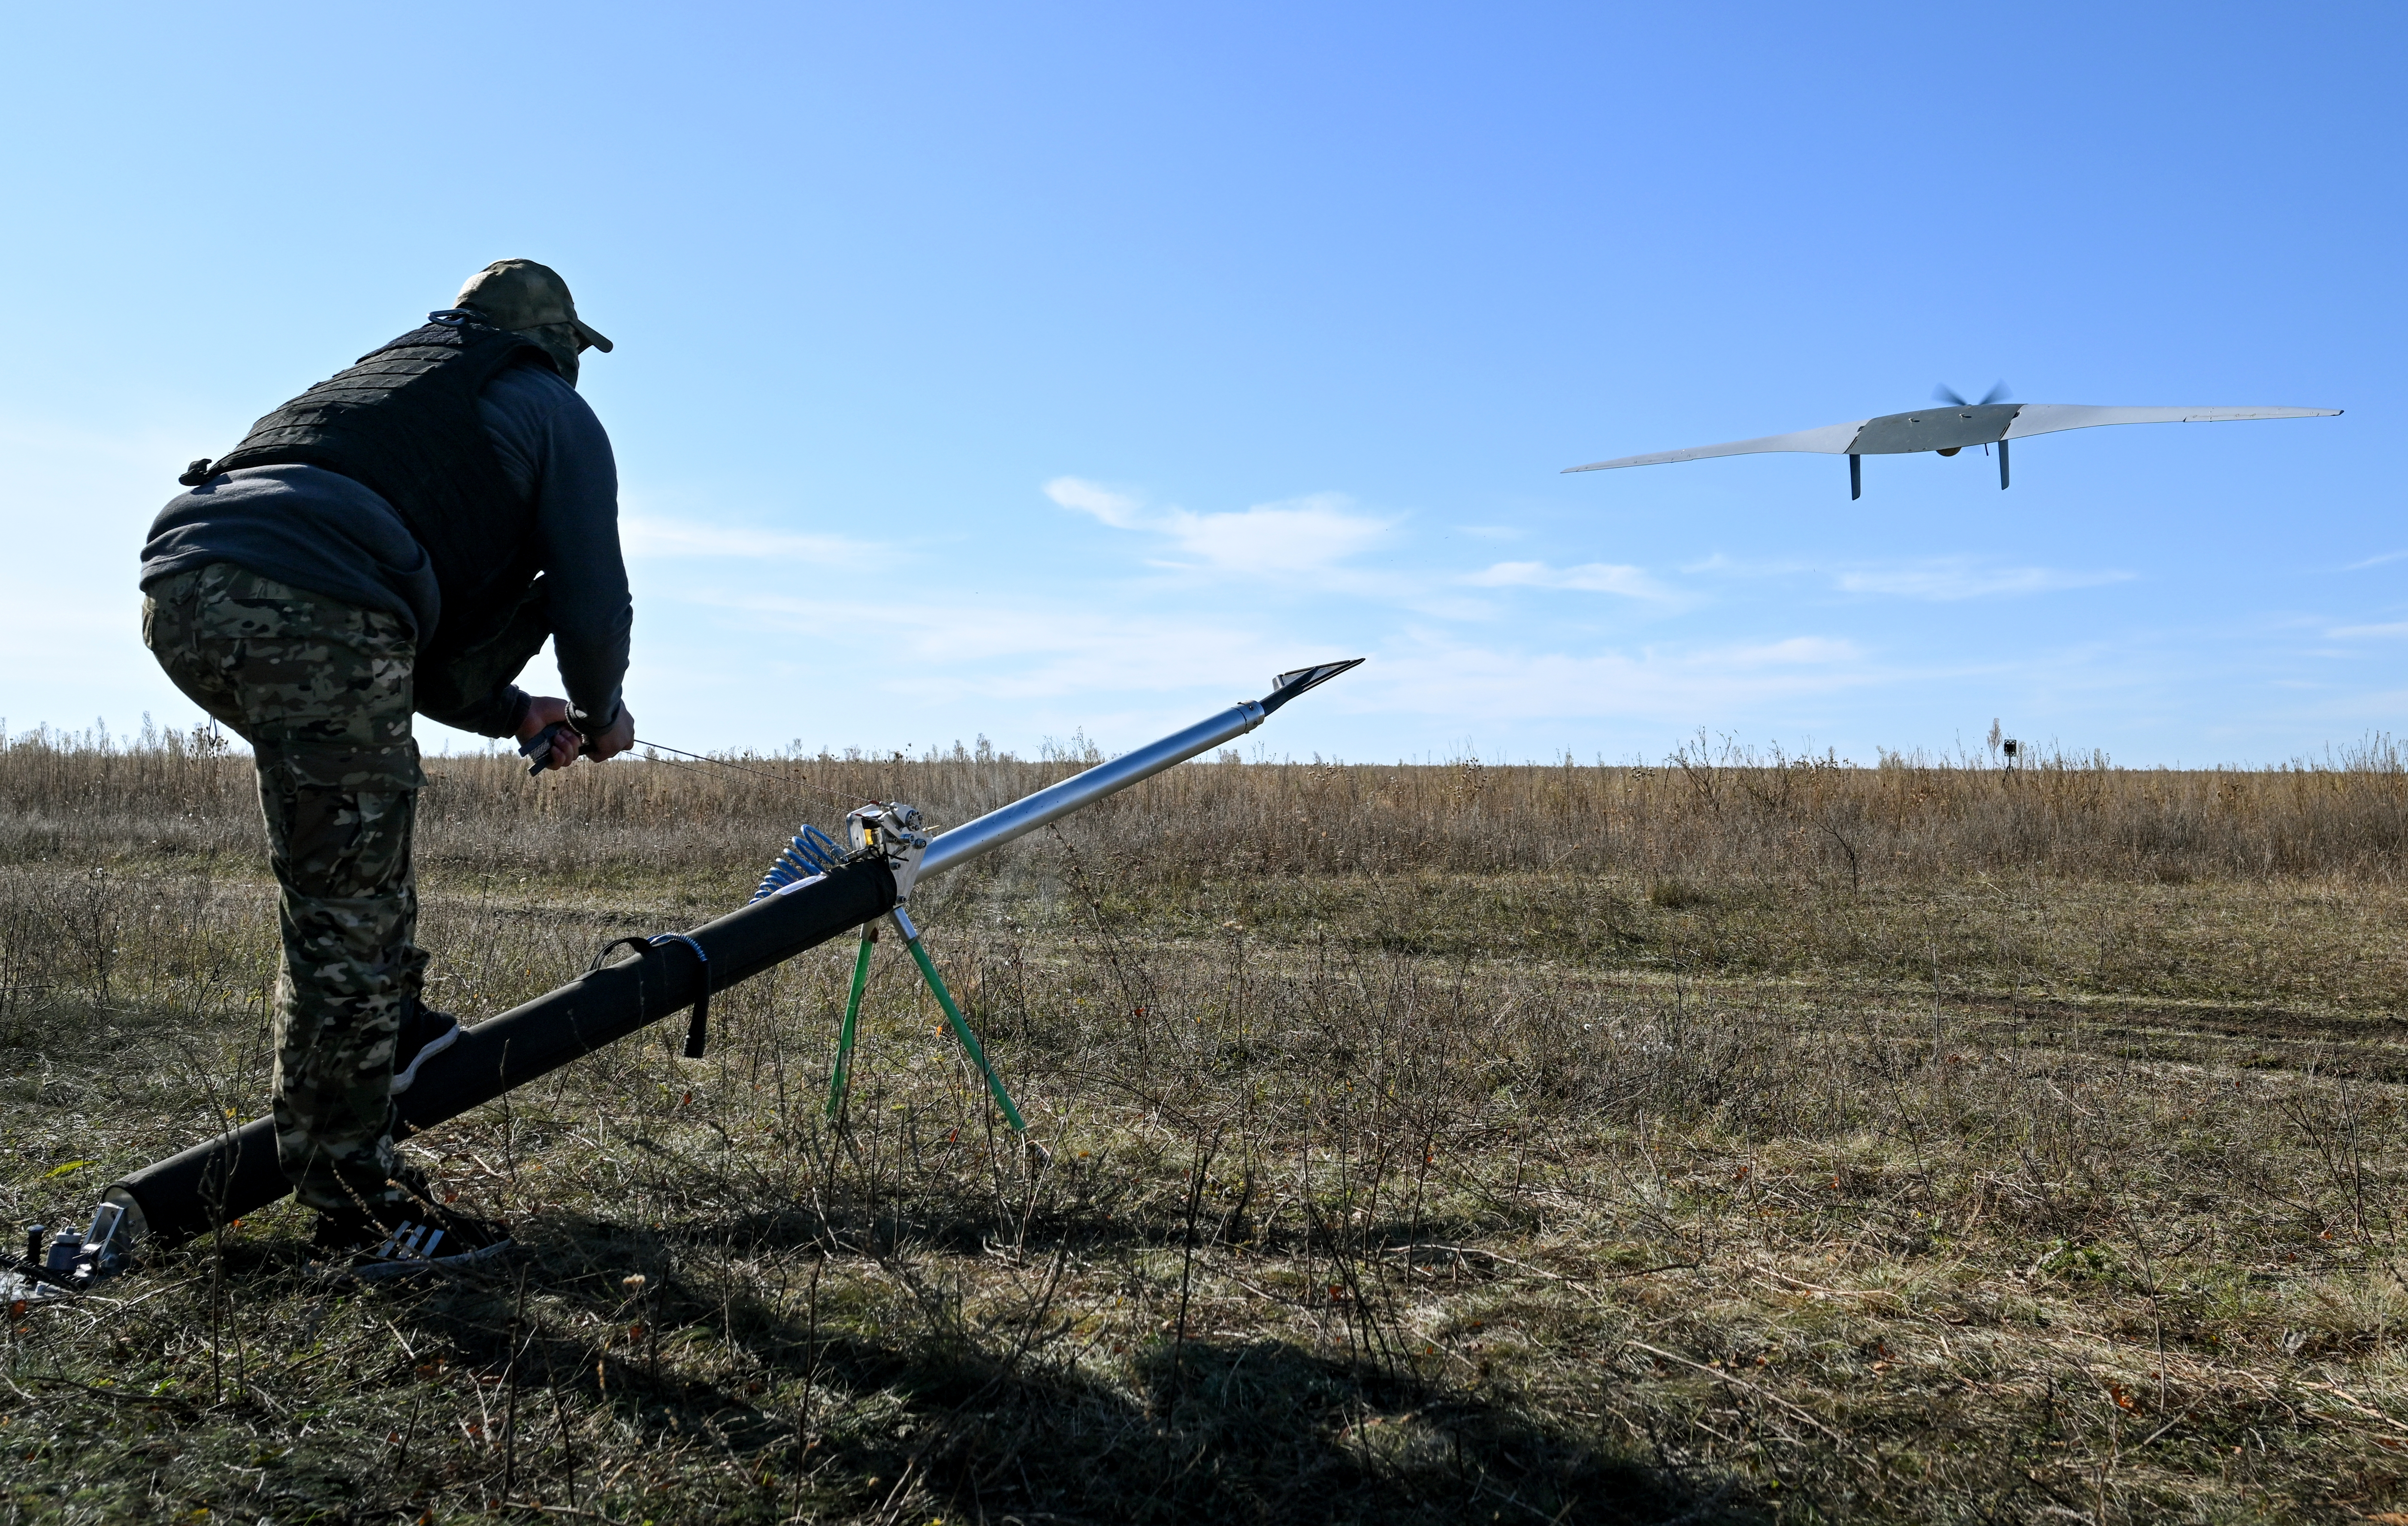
[390,1002,462,1095]
[311,1201,513,1281]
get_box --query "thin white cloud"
[1158,495,1391,574]
[621,516,876,562]
[1684,552,1812,577]
[1722,636,1862,665]
[2326,621,2408,639]
[1835,560,2132,601]
[2345,551,2408,571]
[1357,630,1880,724]
[688,580,1883,734]
[1688,554,2129,601]
[1045,475,1707,618]
[1043,476,1146,529]
[1046,477,1394,576]
[1466,559,1680,601]
[695,586,1306,704]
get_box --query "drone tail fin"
[1849,453,1861,500]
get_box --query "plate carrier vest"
[190,312,554,668]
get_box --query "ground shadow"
[351,1216,1758,1526]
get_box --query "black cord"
[633,739,880,805]
[636,739,876,801]
[522,726,879,807]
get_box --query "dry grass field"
[7,725,2408,1523]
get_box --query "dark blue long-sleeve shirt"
[139,359,631,736]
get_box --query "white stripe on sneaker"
[347,1214,513,1280]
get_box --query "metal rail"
[918,702,1260,880]
[918,660,1360,883]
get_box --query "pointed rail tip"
[1260,658,1366,714]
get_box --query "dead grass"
[5,731,2408,1522]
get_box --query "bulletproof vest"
[194,313,554,665]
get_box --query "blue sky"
[2,2,2399,766]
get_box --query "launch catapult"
[6,659,1362,1301]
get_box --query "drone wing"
[1562,404,2340,491]
[1560,419,1866,474]
[2002,404,2340,439]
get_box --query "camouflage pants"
[142,563,427,1214]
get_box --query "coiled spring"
[751,824,847,903]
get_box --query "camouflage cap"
[452,259,613,353]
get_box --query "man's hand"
[587,705,635,761]
[517,697,581,771]
[517,697,631,768]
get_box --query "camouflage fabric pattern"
[455,258,612,387]
[143,563,428,1214]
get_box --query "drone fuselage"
[1849,403,2020,455]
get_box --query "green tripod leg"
[894,908,1027,1132]
[825,927,875,1121]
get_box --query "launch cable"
[634,740,881,803]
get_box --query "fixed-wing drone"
[1563,384,2340,498]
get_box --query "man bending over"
[138,259,634,1275]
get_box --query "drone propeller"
[1934,381,2013,408]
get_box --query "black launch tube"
[110,858,895,1243]
[101,661,1367,1251]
